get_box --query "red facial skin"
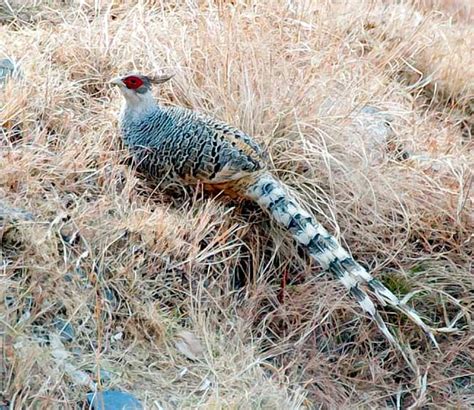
[122,76,144,90]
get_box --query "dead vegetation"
[1,0,472,408]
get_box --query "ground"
[0,1,472,408]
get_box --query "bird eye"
[123,76,143,89]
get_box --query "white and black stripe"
[245,172,437,353]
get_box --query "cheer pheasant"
[111,72,437,353]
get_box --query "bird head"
[110,73,174,107]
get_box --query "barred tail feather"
[245,172,437,354]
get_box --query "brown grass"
[1,0,473,408]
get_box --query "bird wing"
[158,106,268,185]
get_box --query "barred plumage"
[121,105,265,185]
[245,173,438,354]
[111,73,437,364]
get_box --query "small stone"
[197,377,212,392]
[0,58,15,83]
[103,287,119,310]
[63,273,73,283]
[65,363,94,388]
[98,369,113,383]
[86,391,143,410]
[111,331,123,342]
[4,295,15,308]
[174,330,204,361]
[350,105,395,164]
[0,201,34,223]
[31,326,50,346]
[0,57,21,85]
[53,318,75,343]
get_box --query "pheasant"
[110,73,437,362]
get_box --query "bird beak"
[109,77,123,87]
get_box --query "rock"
[111,331,123,342]
[0,58,15,84]
[86,391,143,410]
[0,57,23,143]
[63,269,87,289]
[0,200,34,253]
[98,369,113,383]
[174,330,204,361]
[4,295,15,308]
[53,318,75,343]
[350,106,394,164]
[103,287,119,310]
[65,363,95,388]
[49,334,96,390]
[0,200,34,225]
[0,57,21,85]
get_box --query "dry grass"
[1,0,473,408]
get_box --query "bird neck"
[121,90,157,122]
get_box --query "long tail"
[244,172,437,355]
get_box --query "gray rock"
[86,391,143,410]
[0,57,21,85]
[98,369,113,383]
[53,318,75,343]
[0,58,24,143]
[0,200,34,225]
[350,105,395,164]
[4,295,15,308]
[103,287,119,310]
